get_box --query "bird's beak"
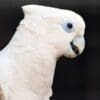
[70,36,85,57]
[70,41,80,55]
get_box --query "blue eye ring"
[63,22,74,33]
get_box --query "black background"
[0,0,100,100]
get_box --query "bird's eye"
[63,22,74,33]
[67,23,73,29]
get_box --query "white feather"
[0,5,85,100]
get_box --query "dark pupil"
[67,23,73,29]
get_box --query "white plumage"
[0,5,85,100]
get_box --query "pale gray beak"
[70,36,85,56]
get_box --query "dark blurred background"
[0,0,100,100]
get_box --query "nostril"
[70,42,79,55]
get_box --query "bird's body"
[0,27,55,100]
[0,5,85,100]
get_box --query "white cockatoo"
[0,5,85,100]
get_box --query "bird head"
[22,5,86,58]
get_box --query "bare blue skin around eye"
[63,22,74,33]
